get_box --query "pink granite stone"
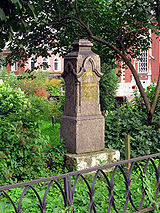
[60,39,105,154]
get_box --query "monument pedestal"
[61,114,104,154]
[65,148,120,171]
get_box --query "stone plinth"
[61,115,104,154]
[65,148,120,171]
[60,39,105,154]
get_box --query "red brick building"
[116,31,159,98]
[1,50,64,77]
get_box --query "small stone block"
[65,148,120,171]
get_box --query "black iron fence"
[0,153,160,213]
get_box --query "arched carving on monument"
[77,67,86,78]
[79,56,103,79]
[62,61,76,78]
[84,56,95,71]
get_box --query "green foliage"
[17,71,48,98]
[0,81,65,185]
[44,78,64,96]
[100,64,118,112]
[28,95,53,121]
[40,122,66,171]
[0,68,18,89]
[28,95,64,123]
[131,84,160,124]
[1,69,65,123]
[105,84,160,159]
[17,69,37,80]
[0,80,44,184]
[0,0,155,65]
[0,0,35,51]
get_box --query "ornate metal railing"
[0,153,160,213]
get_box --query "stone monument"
[60,39,120,170]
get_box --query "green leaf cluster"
[100,64,118,112]
[105,85,160,158]
[0,81,65,185]
[0,0,154,66]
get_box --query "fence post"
[124,135,130,173]
[64,176,74,212]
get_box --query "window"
[42,57,49,71]
[138,50,148,73]
[30,57,37,70]
[53,57,61,71]
[11,62,18,72]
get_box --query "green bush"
[28,95,64,122]
[0,69,65,122]
[17,70,65,122]
[17,70,64,99]
[0,81,65,184]
[40,122,66,172]
[132,83,160,124]
[0,69,18,89]
[28,95,54,121]
[100,64,118,112]
[105,84,160,159]
[0,81,41,183]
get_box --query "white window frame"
[138,50,148,74]
[11,62,18,72]
[42,57,50,71]
[53,57,61,71]
[30,57,38,70]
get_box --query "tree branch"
[75,0,81,21]
[151,64,160,116]
[74,0,92,36]
[89,35,152,113]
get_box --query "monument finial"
[72,39,93,51]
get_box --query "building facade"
[116,32,159,98]
[1,51,64,77]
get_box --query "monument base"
[65,148,120,171]
[60,114,105,154]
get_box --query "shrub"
[28,95,64,122]
[40,122,66,172]
[17,78,49,98]
[0,68,18,89]
[0,80,66,185]
[17,70,64,98]
[100,64,118,112]
[131,83,160,121]
[45,77,64,96]
[0,81,49,184]
[105,84,160,159]
[17,70,65,122]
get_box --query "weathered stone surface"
[65,148,120,171]
[61,115,104,153]
[60,39,105,154]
